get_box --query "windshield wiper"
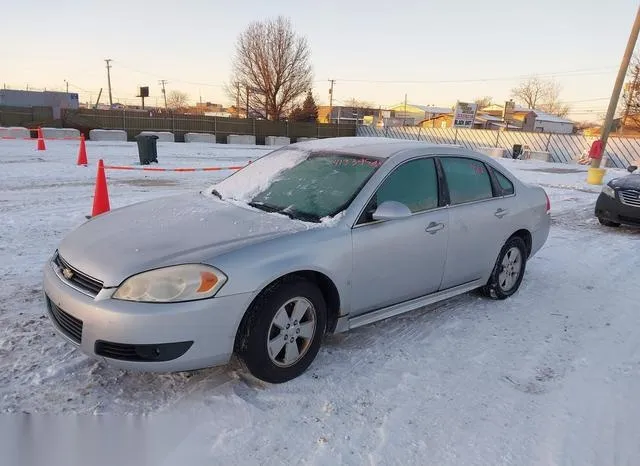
[211,189,222,199]
[248,201,280,213]
[248,202,320,223]
[281,207,321,223]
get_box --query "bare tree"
[344,98,374,109]
[474,96,493,109]
[620,52,640,131]
[166,90,190,111]
[511,76,570,117]
[227,16,313,120]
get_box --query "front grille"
[54,252,103,296]
[620,190,640,208]
[48,299,83,344]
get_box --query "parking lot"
[1,138,639,464]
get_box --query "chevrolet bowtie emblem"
[62,267,74,280]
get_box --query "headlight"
[113,264,227,303]
[602,184,616,198]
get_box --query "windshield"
[213,148,383,222]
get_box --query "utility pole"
[64,80,69,93]
[159,80,168,108]
[105,59,113,107]
[328,79,335,124]
[591,5,640,170]
[403,93,408,126]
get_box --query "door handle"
[494,208,509,219]
[425,222,445,234]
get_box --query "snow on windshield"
[211,149,309,202]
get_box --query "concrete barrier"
[89,129,128,141]
[138,131,175,142]
[476,146,507,158]
[0,126,30,139]
[525,150,551,162]
[296,137,318,142]
[227,134,256,145]
[265,136,290,146]
[41,127,80,139]
[185,133,216,143]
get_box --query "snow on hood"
[56,192,310,287]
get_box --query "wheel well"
[233,271,341,353]
[511,229,532,257]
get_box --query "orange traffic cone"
[36,127,46,151]
[91,159,110,217]
[77,134,88,166]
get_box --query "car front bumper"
[595,192,640,226]
[42,258,255,372]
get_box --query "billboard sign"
[453,102,477,128]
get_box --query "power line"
[330,67,617,85]
[115,62,225,88]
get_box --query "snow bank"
[89,129,127,142]
[138,131,174,142]
[227,135,256,145]
[184,133,216,144]
[296,137,317,142]
[41,128,80,139]
[0,126,30,139]
[265,136,290,146]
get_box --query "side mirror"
[627,165,638,173]
[372,201,412,221]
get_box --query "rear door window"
[440,157,493,205]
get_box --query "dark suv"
[595,165,640,227]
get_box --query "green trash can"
[135,134,159,165]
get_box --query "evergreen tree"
[290,91,318,122]
[300,91,318,122]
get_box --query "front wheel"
[481,236,527,300]
[237,279,327,383]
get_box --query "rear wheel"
[481,236,527,300]
[236,279,326,383]
[598,217,620,227]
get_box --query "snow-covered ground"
[1,139,639,465]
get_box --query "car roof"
[291,136,451,159]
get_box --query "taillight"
[544,191,550,212]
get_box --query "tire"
[598,217,620,227]
[236,279,327,383]
[481,236,527,300]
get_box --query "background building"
[0,89,79,119]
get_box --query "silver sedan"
[43,137,551,383]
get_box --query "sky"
[1,0,638,122]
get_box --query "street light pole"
[590,5,640,174]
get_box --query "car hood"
[57,192,308,287]
[611,174,640,190]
